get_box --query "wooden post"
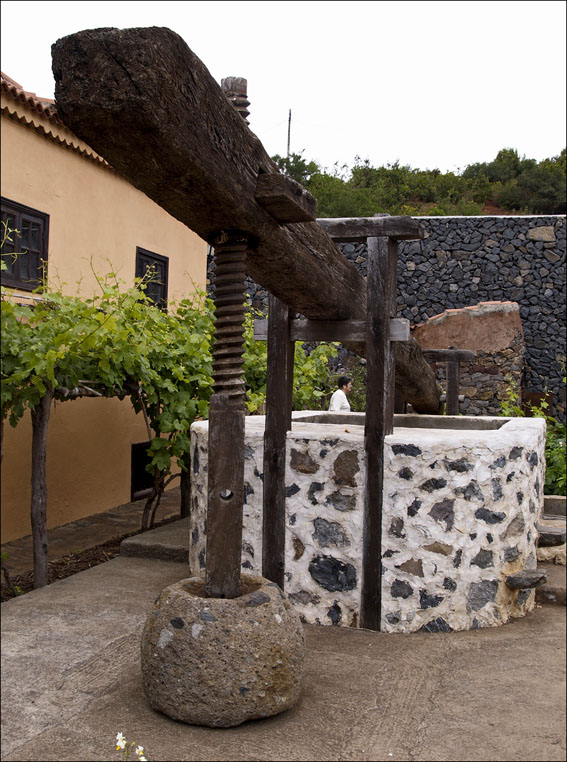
[360,237,398,631]
[262,295,294,587]
[205,233,248,599]
[445,346,459,416]
[422,348,476,416]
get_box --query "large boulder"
[412,301,525,416]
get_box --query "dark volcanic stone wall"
[208,215,566,418]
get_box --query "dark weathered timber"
[360,237,397,631]
[262,296,294,588]
[445,358,460,416]
[51,26,441,414]
[254,317,409,343]
[254,318,365,343]
[317,216,425,242]
[30,389,53,589]
[205,233,248,598]
[445,346,460,416]
[422,348,476,415]
[205,394,245,599]
[422,349,476,362]
[255,174,316,223]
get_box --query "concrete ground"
[2,493,565,761]
[1,548,566,762]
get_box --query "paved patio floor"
[1,551,565,762]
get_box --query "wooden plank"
[51,27,441,415]
[205,393,245,598]
[422,349,476,362]
[262,295,294,588]
[254,317,409,343]
[317,216,425,242]
[255,173,317,223]
[389,318,410,342]
[360,236,398,631]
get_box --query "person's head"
[338,375,352,393]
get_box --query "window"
[1,197,49,291]
[131,442,154,501]
[135,247,168,310]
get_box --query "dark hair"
[337,376,351,389]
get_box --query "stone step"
[543,495,566,519]
[505,570,547,590]
[536,524,567,547]
[120,517,190,564]
[535,564,567,606]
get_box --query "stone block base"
[140,574,305,727]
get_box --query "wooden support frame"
[262,295,294,587]
[422,348,476,416]
[360,237,398,631]
[256,227,420,629]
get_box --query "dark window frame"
[1,196,49,291]
[131,441,154,501]
[135,246,169,311]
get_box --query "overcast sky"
[1,0,565,174]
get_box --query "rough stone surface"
[190,412,546,633]
[414,301,526,417]
[140,574,305,727]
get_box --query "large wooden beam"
[51,26,441,414]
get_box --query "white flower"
[116,732,126,750]
[139,757,147,761]
[136,747,144,755]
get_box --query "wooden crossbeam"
[317,216,425,242]
[253,317,410,343]
[422,349,476,362]
[255,174,316,223]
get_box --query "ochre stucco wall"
[2,398,152,540]
[1,100,207,542]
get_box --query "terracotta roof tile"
[1,72,112,171]
[1,72,63,126]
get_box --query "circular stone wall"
[141,574,305,727]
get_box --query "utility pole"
[286,109,291,159]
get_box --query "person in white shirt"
[329,375,352,412]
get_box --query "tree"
[1,266,339,588]
[272,151,320,186]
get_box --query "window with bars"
[135,247,169,310]
[1,197,49,291]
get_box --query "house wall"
[1,98,207,542]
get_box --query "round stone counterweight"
[140,574,305,727]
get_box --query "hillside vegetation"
[272,147,566,218]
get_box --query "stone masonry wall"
[343,216,566,419]
[190,413,546,634]
[213,215,566,419]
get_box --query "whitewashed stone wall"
[190,412,546,633]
